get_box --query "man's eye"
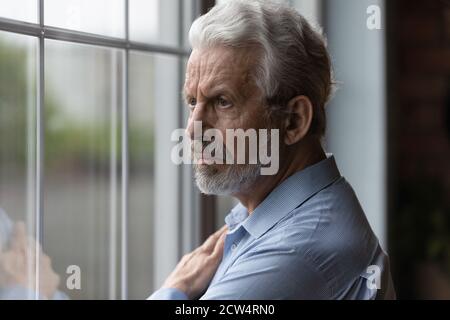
[216,97,232,109]
[188,98,197,107]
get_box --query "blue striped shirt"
[150,155,395,300]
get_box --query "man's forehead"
[184,48,253,92]
[185,67,237,89]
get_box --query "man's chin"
[193,163,225,180]
[193,163,262,196]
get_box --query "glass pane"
[45,0,125,38]
[0,32,38,299]
[0,0,38,23]
[44,40,123,300]
[182,0,196,49]
[129,0,179,47]
[128,52,181,299]
[128,51,154,299]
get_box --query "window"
[0,0,199,300]
[129,0,180,46]
[0,0,38,23]
[0,32,37,299]
[45,0,125,38]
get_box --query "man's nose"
[185,104,211,140]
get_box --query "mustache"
[190,138,230,160]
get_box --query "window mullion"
[120,0,130,301]
[34,0,45,301]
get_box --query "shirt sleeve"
[0,285,43,300]
[0,285,70,300]
[147,287,189,300]
[200,247,332,300]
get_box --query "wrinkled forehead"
[184,47,256,94]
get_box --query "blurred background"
[0,0,449,300]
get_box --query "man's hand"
[0,222,60,299]
[162,225,228,299]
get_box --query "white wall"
[324,0,387,248]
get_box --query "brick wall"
[395,0,450,198]
[390,0,450,299]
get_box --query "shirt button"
[231,243,237,251]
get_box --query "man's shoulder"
[275,176,375,246]
[263,177,382,292]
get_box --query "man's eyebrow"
[201,83,241,102]
[207,85,233,97]
[183,84,236,100]
[182,89,192,102]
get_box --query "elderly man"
[150,0,395,300]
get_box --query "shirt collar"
[224,154,341,239]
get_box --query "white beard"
[194,163,261,195]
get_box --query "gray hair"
[189,0,333,136]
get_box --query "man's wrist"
[148,287,189,300]
[162,281,190,299]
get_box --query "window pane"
[128,52,181,298]
[44,40,123,299]
[0,32,37,299]
[129,0,179,47]
[128,51,154,299]
[0,0,38,23]
[182,0,196,49]
[45,0,125,38]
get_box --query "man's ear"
[283,95,314,145]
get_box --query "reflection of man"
[149,0,395,300]
[0,208,66,300]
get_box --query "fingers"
[11,221,28,253]
[10,222,43,261]
[27,234,42,254]
[201,225,228,252]
[209,225,228,240]
[211,231,226,259]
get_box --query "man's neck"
[234,138,326,214]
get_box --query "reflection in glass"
[45,0,125,38]
[0,31,38,299]
[0,0,37,23]
[129,0,180,47]
[44,40,124,299]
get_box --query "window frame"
[0,0,197,300]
